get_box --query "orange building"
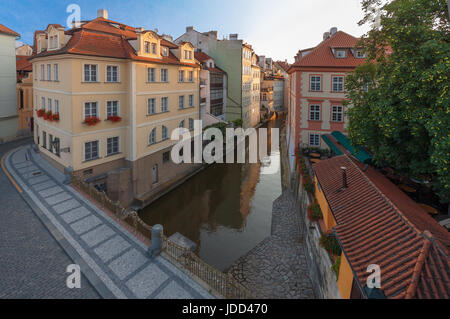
[312,154,450,299]
[16,55,34,134]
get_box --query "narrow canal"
[138,116,284,271]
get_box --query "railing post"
[148,224,163,258]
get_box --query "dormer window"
[151,43,157,54]
[183,50,192,60]
[145,41,150,53]
[162,47,169,57]
[335,50,347,58]
[355,50,366,58]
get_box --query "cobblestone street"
[228,191,315,299]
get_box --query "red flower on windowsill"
[107,115,122,122]
[43,111,52,120]
[84,116,101,126]
[37,109,46,117]
[50,113,60,121]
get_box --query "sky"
[0,0,372,63]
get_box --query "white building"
[0,24,20,143]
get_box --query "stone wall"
[294,161,341,299]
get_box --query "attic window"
[355,50,366,58]
[335,50,347,58]
[162,47,169,57]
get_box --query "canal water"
[138,117,283,271]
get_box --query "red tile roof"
[0,24,20,37]
[313,155,450,299]
[290,31,365,70]
[16,55,32,72]
[194,51,213,63]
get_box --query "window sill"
[82,81,100,84]
[148,138,169,147]
[104,81,121,84]
[83,157,101,163]
[106,152,121,158]
[308,120,322,123]
[179,106,195,110]
[147,110,170,117]
[308,90,323,93]
[146,81,169,84]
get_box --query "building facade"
[0,24,20,143]
[16,54,34,135]
[29,10,201,207]
[288,28,365,150]
[175,27,260,128]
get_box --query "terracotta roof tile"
[313,155,450,299]
[195,51,213,62]
[0,24,20,37]
[16,55,32,71]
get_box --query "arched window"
[162,125,168,140]
[189,118,194,131]
[149,128,156,145]
[179,120,185,128]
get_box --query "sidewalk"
[4,145,213,299]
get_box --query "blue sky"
[0,0,371,62]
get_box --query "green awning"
[321,134,343,156]
[331,131,373,164]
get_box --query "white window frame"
[84,102,98,119]
[162,47,169,57]
[47,98,52,113]
[332,76,345,92]
[84,140,99,161]
[149,128,156,145]
[331,105,344,122]
[47,64,52,81]
[162,126,168,140]
[147,98,157,115]
[189,94,194,107]
[148,68,156,82]
[309,104,321,121]
[161,97,168,112]
[335,50,347,58]
[188,71,193,82]
[54,99,60,114]
[189,118,194,131]
[151,43,157,54]
[106,65,119,83]
[106,136,120,156]
[83,64,98,82]
[161,69,168,82]
[53,64,59,81]
[106,100,119,118]
[41,97,46,109]
[179,70,185,82]
[310,76,321,91]
[41,64,45,80]
[178,96,185,109]
[309,133,320,147]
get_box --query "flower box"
[107,115,122,122]
[84,116,101,126]
[50,113,60,122]
[37,109,46,117]
[43,111,52,120]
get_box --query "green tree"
[345,0,450,202]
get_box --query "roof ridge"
[405,233,433,299]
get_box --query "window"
[188,71,193,82]
[41,64,45,80]
[335,50,347,58]
[332,76,344,92]
[149,128,156,145]
[179,70,185,82]
[41,97,46,109]
[161,69,168,82]
[162,126,168,140]
[54,100,59,114]
[332,106,343,122]
[161,97,168,112]
[145,41,150,53]
[162,47,169,57]
[48,98,52,112]
[47,64,51,81]
[107,137,119,155]
[355,50,365,58]
[148,68,156,82]
[42,131,47,148]
[310,76,321,91]
[163,151,170,163]
[53,64,59,81]
[152,164,158,184]
[85,141,99,161]
[178,96,185,109]
[107,101,119,117]
[54,137,60,157]
[84,64,97,82]
[309,133,320,147]
[148,98,156,115]
[189,118,194,131]
[309,104,321,121]
[49,134,53,153]
[189,95,194,107]
[151,43,157,54]
[84,102,98,119]
[106,65,119,82]
[179,120,185,128]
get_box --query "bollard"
[148,224,163,258]
[64,166,73,185]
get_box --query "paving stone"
[108,249,148,281]
[60,206,91,224]
[52,198,81,214]
[32,180,57,192]
[81,224,115,248]
[13,161,33,169]
[28,175,49,185]
[17,165,38,174]
[126,263,170,298]
[94,235,131,263]
[70,215,102,235]
[44,192,72,205]
[155,280,194,299]
[38,186,64,198]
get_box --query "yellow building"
[29,10,201,206]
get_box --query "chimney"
[154,28,159,34]
[135,27,145,33]
[229,33,238,40]
[186,26,194,32]
[341,167,348,189]
[330,27,338,35]
[323,32,330,41]
[97,9,108,19]
[162,34,173,42]
[208,31,218,40]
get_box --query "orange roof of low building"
[290,31,365,71]
[313,155,450,299]
[194,51,213,62]
[0,24,20,37]
[16,55,32,72]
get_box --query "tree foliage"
[345,0,450,202]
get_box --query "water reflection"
[138,117,283,271]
